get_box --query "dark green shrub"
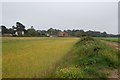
[53,37,119,78]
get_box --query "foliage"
[1,22,119,37]
[15,22,25,31]
[1,25,9,34]
[100,37,120,43]
[53,37,119,78]
[26,28,39,37]
[12,22,25,31]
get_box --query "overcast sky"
[1,2,118,34]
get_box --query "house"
[57,32,69,37]
[46,33,57,37]
[46,33,50,37]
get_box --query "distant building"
[2,34,12,37]
[46,33,50,37]
[57,32,69,37]
[15,31,24,36]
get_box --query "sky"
[1,0,119,34]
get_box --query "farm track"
[101,40,119,79]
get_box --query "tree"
[65,29,73,36]
[47,28,61,36]
[26,26,39,36]
[74,31,81,37]
[12,22,26,36]
[15,22,25,31]
[8,28,15,34]
[73,30,85,37]
[47,28,55,35]
[101,32,107,37]
[1,25,9,34]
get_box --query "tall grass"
[2,37,79,78]
[53,37,119,78]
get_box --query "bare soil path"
[100,40,119,79]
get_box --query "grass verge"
[100,37,120,43]
[52,37,120,78]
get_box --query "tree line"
[1,22,119,37]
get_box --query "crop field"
[2,37,79,78]
[100,37,120,43]
[2,37,119,78]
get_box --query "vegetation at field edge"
[52,37,120,78]
[100,37,120,43]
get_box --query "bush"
[53,37,119,78]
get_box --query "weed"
[54,37,119,78]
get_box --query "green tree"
[13,22,25,31]
[47,28,55,35]
[8,28,15,34]
[26,27,39,36]
[1,25,9,34]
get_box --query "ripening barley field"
[2,37,79,78]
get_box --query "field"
[2,37,79,78]
[2,37,119,78]
[100,37,120,43]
